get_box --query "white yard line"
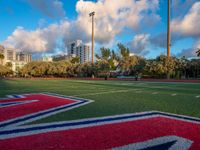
[135,91,142,93]
[171,93,177,96]
[72,89,133,97]
[152,92,158,95]
[195,95,200,98]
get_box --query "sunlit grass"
[0,79,200,125]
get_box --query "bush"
[0,65,12,77]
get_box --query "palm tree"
[118,43,130,59]
[96,47,116,71]
[0,53,4,65]
[95,47,111,61]
[196,48,200,57]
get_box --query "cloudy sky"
[0,0,200,58]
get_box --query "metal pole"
[166,0,171,79]
[167,0,170,60]
[89,12,95,63]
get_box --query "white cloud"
[128,34,150,54]
[170,1,200,58]
[171,2,200,37]
[3,24,61,53]
[75,0,159,44]
[2,0,160,53]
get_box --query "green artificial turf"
[0,79,200,125]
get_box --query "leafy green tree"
[109,50,120,70]
[17,45,200,79]
[20,60,78,78]
[96,47,111,61]
[145,55,179,78]
[96,47,119,71]
[188,59,200,78]
[71,57,80,64]
[0,53,4,65]
[79,62,96,77]
[117,43,135,75]
[117,43,130,59]
[0,65,12,77]
[96,60,110,78]
[6,62,12,69]
[133,57,146,75]
[173,56,188,79]
[47,62,57,76]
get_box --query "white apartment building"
[0,45,5,65]
[0,45,32,72]
[67,40,90,64]
[76,45,90,64]
[67,40,82,57]
[0,45,4,54]
[2,48,16,65]
[16,52,32,63]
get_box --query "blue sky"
[0,0,200,59]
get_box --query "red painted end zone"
[1,117,200,150]
[0,94,77,122]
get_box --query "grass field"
[0,79,200,125]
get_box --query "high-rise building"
[67,40,82,57]
[4,48,16,63]
[67,40,90,64]
[0,46,32,72]
[16,52,32,63]
[0,45,5,65]
[76,45,90,64]
[0,45,4,54]
[14,51,32,72]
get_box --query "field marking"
[1,111,200,140]
[0,93,93,128]
[69,80,200,93]
[72,89,134,97]
[112,136,193,150]
[0,100,38,108]
[135,91,142,93]
[196,95,200,98]
[171,93,177,96]
[152,92,158,95]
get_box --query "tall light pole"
[89,11,95,63]
[167,0,171,60]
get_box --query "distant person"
[135,72,138,81]
[105,76,108,80]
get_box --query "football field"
[0,79,200,149]
[1,79,200,121]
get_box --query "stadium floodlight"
[89,11,95,63]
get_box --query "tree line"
[0,44,200,79]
